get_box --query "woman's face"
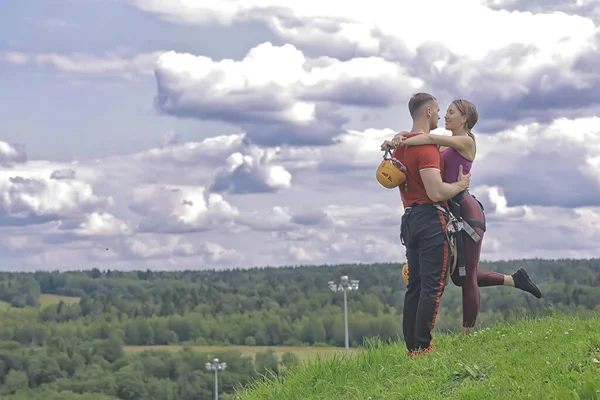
[444,103,466,132]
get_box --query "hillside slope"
[238,313,600,400]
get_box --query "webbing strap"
[464,218,486,231]
[458,221,481,243]
[439,202,484,243]
[434,204,458,286]
[446,241,458,287]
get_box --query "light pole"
[205,357,227,400]
[328,275,359,357]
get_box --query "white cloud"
[4,109,600,270]
[476,186,600,260]
[129,184,239,234]
[0,141,27,167]
[59,212,132,238]
[0,146,247,270]
[122,234,241,264]
[153,43,422,146]
[210,145,292,194]
[0,172,111,225]
[130,0,596,60]
[238,206,295,232]
[1,50,164,79]
[50,169,77,180]
[3,1,600,270]
[135,133,245,166]
[471,116,600,208]
[1,52,29,65]
[136,1,600,130]
[484,0,600,24]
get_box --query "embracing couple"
[380,92,542,357]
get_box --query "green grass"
[237,312,600,400]
[0,300,10,310]
[123,345,359,363]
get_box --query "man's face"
[428,100,440,130]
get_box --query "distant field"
[123,345,361,363]
[38,294,80,307]
[0,294,80,310]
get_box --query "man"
[381,93,470,356]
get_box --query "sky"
[0,0,599,271]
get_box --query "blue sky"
[0,0,599,271]
[0,0,277,161]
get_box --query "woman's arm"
[401,134,475,160]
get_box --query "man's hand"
[422,165,471,202]
[457,165,471,190]
[380,140,394,151]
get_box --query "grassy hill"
[238,312,600,400]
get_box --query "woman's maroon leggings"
[450,194,505,328]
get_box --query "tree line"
[2,259,599,347]
[0,258,599,399]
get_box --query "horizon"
[1,257,598,274]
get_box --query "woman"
[390,99,542,335]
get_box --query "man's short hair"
[408,92,436,117]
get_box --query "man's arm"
[420,168,469,202]
[415,146,470,202]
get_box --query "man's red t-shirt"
[392,132,445,208]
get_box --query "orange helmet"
[376,147,407,189]
[402,263,409,285]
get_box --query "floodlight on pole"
[328,275,359,357]
[205,358,227,400]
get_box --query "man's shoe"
[512,268,542,299]
[408,344,436,358]
[422,344,436,354]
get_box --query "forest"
[0,258,599,399]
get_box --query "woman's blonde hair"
[451,99,478,139]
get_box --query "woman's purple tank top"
[440,147,472,183]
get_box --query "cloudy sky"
[1,0,599,271]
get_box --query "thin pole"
[343,288,349,357]
[214,369,218,400]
